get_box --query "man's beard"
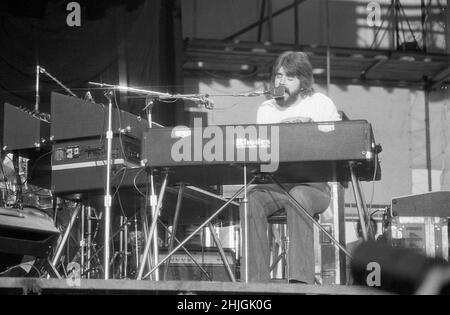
[275,87,302,107]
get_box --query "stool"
[267,208,322,282]
[267,209,289,280]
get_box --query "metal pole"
[207,222,236,282]
[119,216,125,278]
[294,0,300,46]
[349,164,371,241]
[134,217,140,272]
[103,91,114,280]
[326,0,331,95]
[421,0,427,52]
[124,218,128,279]
[394,0,400,49]
[257,0,267,42]
[425,87,432,191]
[86,207,92,279]
[51,205,81,268]
[150,173,159,280]
[137,172,169,280]
[144,100,160,280]
[164,184,184,280]
[267,0,273,42]
[80,205,85,277]
[243,165,249,283]
[35,65,40,112]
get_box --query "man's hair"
[271,51,314,97]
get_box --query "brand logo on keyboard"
[170,118,280,172]
[235,138,271,149]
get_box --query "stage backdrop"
[0,0,183,140]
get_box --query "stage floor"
[0,278,386,295]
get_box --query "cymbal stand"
[142,176,257,280]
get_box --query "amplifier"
[389,192,450,260]
[3,103,51,157]
[50,135,141,195]
[387,216,449,261]
[391,191,450,217]
[51,92,148,141]
[158,247,236,281]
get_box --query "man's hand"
[280,116,313,124]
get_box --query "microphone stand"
[140,96,161,280]
[88,82,214,280]
[103,90,114,280]
[35,65,40,112]
[39,66,77,97]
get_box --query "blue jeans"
[239,183,331,283]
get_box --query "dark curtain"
[0,0,182,132]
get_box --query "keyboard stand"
[349,162,375,241]
[137,167,256,281]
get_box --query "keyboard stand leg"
[163,183,184,280]
[48,203,81,278]
[137,170,169,280]
[140,176,257,280]
[207,222,237,282]
[269,175,353,259]
[349,163,375,241]
[243,164,249,283]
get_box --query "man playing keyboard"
[240,51,341,284]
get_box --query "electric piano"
[141,120,381,186]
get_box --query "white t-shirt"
[257,92,341,124]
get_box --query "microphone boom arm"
[88,82,214,109]
[39,66,77,97]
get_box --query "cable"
[22,150,53,186]
[111,167,127,200]
[133,167,147,197]
[365,151,380,236]
[0,262,42,277]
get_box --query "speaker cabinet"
[158,248,236,281]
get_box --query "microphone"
[351,241,450,295]
[85,91,95,103]
[270,86,286,99]
[198,96,214,109]
[247,86,285,99]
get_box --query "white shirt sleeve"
[312,93,341,122]
[256,103,270,124]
